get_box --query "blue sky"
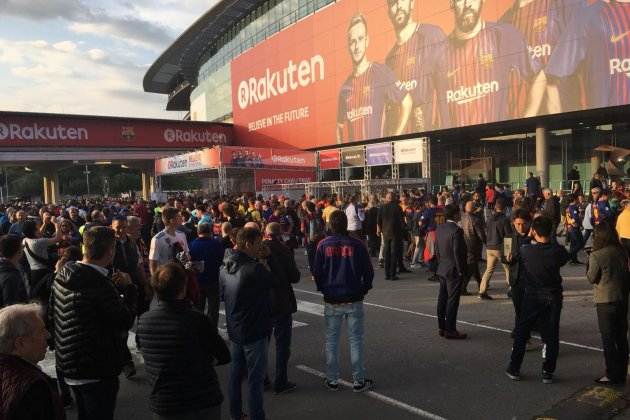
[0,0,219,119]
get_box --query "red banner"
[319,150,340,170]
[254,169,316,190]
[155,148,221,176]
[0,112,232,148]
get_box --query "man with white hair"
[0,303,65,419]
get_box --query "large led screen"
[231,0,623,149]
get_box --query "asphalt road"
[44,250,630,420]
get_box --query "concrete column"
[536,126,549,188]
[141,172,150,201]
[50,172,60,204]
[42,175,51,204]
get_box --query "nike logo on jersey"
[611,31,630,44]
[447,68,460,78]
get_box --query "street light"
[84,164,91,196]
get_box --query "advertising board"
[232,0,619,149]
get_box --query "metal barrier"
[261,178,431,198]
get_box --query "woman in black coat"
[137,263,230,420]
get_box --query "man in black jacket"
[221,227,274,420]
[501,209,532,337]
[479,198,512,300]
[506,216,569,384]
[541,188,561,240]
[461,201,486,295]
[51,226,136,420]
[436,205,468,339]
[137,263,230,420]
[264,222,301,394]
[0,234,27,308]
[377,192,405,280]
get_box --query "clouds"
[2,0,175,51]
[0,37,168,117]
[0,0,216,118]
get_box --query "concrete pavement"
[45,252,630,420]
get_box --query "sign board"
[341,146,365,167]
[254,169,316,190]
[319,150,340,170]
[155,148,220,176]
[366,143,393,166]
[394,139,423,164]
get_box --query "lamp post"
[84,164,91,196]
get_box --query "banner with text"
[319,150,340,170]
[341,146,365,167]
[231,0,623,149]
[366,143,393,166]
[155,148,221,176]
[0,112,231,148]
[394,139,424,164]
[255,169,316,190]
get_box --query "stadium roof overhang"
[143,0,258,105]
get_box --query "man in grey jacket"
[461,200,486,295]
[479,199,512,300]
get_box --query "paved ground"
[43,249,630,420]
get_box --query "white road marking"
[296,300,325,316]
[296,364,448,420]
[219,309,309,328]
[293,289,604,353]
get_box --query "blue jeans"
[228,338,268,420]
[324,301,365,385]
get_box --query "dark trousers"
[597,301,629,382]
[583,229,593,247]
[510,293,562,373]
[383,237,401,278]
[367,234,380,258]
[306,242,317,273]
[197,284,220,328]
[510,285,531,339]
[270,314,292,390]
[567,228,584,262]
[70,377,120,420]
[463,262,481,292]
[621,238,630,257]
[437,275,463,332]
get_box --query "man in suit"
[377,192,405,280]
[435,204,468,339]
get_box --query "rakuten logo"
[0,123,88,141]
[446,81,499,105]
[167,158,188,169]
[610,58,630,78]
[163,129,227,144]
[237,55,325,110]
[272,155,307,165]
[528,44,551,59]
[347,106,373,122]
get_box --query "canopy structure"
[154,145,317,195]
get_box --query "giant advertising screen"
[231,0,627,149]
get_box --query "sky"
[0,0,219,119]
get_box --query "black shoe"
[353,379,374,393]
[325,380,339,391]
[123,361,136,379]
[275,381,297,395]
[542,371,553,384]
[505,368,521,381]
[479,293,493,300]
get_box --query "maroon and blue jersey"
[337,63,406,143]
[444,22,540,127]
[385,23,451,133]
[500,0,586,114]
[546,0,630,110]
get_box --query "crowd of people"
[0,166,629,419]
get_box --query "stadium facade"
[145,0,630,192]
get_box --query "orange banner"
[231,0,627,149]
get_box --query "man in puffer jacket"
[137,263,230,420]
[50,226,135,420]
